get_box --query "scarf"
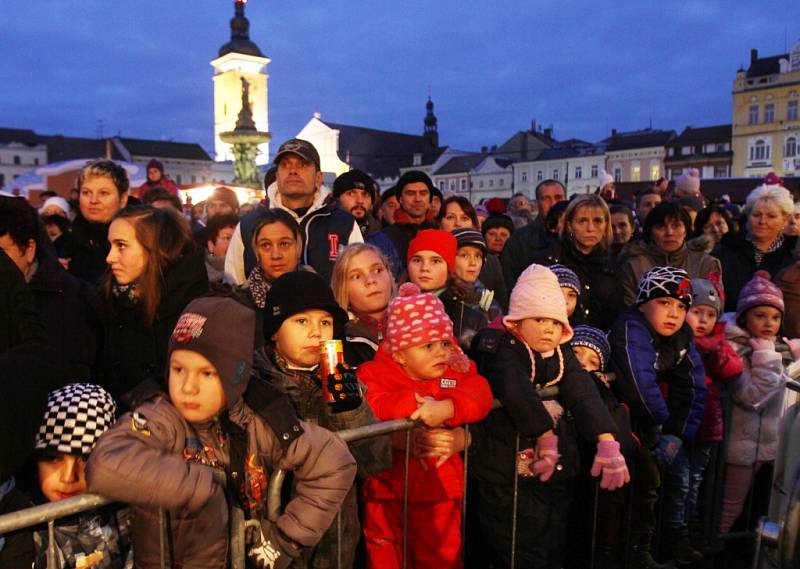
[247,266,272,308]
[747,233,784,267]
[112,283,140,305]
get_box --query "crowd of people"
[1,138,799,569]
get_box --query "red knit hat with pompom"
[384,282,455,353]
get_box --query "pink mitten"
[783,337,800,360]
[590,440,630,490]
[516,448,536,477]
[531,434,560,482]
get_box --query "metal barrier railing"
[2,360,798,569]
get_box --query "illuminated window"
[631,165,641,182]
[749,139,771,162]
[650,164,660,180]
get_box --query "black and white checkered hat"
[35,383,116,456]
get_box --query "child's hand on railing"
[410,394,454,427]
[531,433,560,482]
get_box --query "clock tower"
[211,0,270,164]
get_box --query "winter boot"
[668,526,704,566]
[629,544,668,569]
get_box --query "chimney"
[751,49,758,63]
[481,145,488,153]
[530,119,537,133]
[105,138,113,159]
[611,128,617,137]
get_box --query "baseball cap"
[273,138,321,170]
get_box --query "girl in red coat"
[357,282,493,569]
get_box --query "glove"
[246,524,297,569]
[531,434,560,482]
[325,363,363,413]
[694,331,725,354]
[590,440,630,490]
[749,337,775,352]
[516,448,536,478]
[783,337,800,360]
[651,434,682,468]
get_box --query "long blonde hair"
[559,194,613,252]
[331,243,396,313]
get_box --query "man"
[635,188,662,226]
[136,159,180,200]
[0,196,102,379]
[224,138,362,284]
[379,186,400,226]
[192,186,239,244]
[500,179,566,289]
[507,192,534,228]
[334,169,380,237]
[377,171,438,269]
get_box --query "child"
[87,296,357,569]
[609,266,707,569]
[550,264,582,322]
[357,282,494,568]
[718,270,800,534]
[255,271,392,569]
[675,277,743,559]
[471,264,628,569]
[569,326,637,569]
[33,383,132,569]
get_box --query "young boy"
[33,383,131,569]
[470,264,628,569]
[357,282,494,568]
[87,296,357,569]
[609,266,707,569]
[672,276,743,561]
[255,271,391,568]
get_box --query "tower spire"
[219,0,264,57]
[424,93,439,148]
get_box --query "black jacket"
[712,231,797,312]
[478,253,509,312]
[470,328,617,484]
[500,218,553,290]
[101,251,209,402]
[0,251,45,355]
[439,283,490,353]
[29,253,104,381]
[379,219,437,267]
[67,214,111,285]
[530,238,623,331]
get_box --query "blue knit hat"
[550,264,581,295]
[571,325,611,371]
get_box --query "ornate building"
[211,0,271,164]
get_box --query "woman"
[690,205,733,251]
[102,206,208,402]
[713,184,797,311]
[243,209,306,309]
[530,194,623,330]
[438,195,509,310]
[406,229,489,351]
[332,243,396,367]
[609,204,638,259]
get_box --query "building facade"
[731,43,800,178]
[604,128,675,183]
[665,124,732,179]
[0,128,48,190]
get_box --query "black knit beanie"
[263,272,349,340]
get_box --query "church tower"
[211,0,270,164]
[423,95,439,149]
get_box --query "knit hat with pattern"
[635,266,693,308]
[452,227,487,256]
[736,270,784,320]
[571,326,611,371]
[35,383,116,457]
[504,264,574,343]
[550,264,581,295]
[407,229,458,273]
[384,282,455,353]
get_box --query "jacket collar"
[266,181,331,222]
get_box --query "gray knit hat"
[35,383,116,457]
[690,278,722,314]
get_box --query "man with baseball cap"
[224,138,363,285]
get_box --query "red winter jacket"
[137,177,181,200]
[357,347,493,502]
[694,322,744,442]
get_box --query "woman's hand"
[411,427,468,468]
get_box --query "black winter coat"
[500,218,554,290]
[530,239,623,331]
[67,214,111,284]
[712,231,797,312]
[379,220,437,266]
[0,251,45,354]
[470,328,618,485]
[101,251,209,402]
[439,283,490,352]
[29,253,104,381]
[478,253,509,311]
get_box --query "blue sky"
[2,1,798,157]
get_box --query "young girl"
[471,264,629,569]
[33,383,132,569]
[357,282,494,568]
[406,229,489,351]
[549,263,581,323]
[719,270,800,533]
[255,271,392,568]
[331,243,396,367]
[88,296,356,568]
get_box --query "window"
[631,165,641,182]
[0,174,4,187]
[13,155,20,165]
[176,174,182,184]
[34,158,39,165]
[749,139,771,162]
[521,171,528,183]
[590,165,598,178]
[460,179,466,191]
[668,147,675,157]
[764,103,775,123]
[439,181,445,191]
[479,180,484,188]
[613,168,621,182]
[489,179,494,188]
[553,169,559,181]
[449,180,455,191]
[537,170,543,181]
[671,168,683,179]
[682,146,693,156]
[191,175,196,184]
[650,164,660,180]
[748,105,759,125]
[786,136,798,158]
[714,165,729,178]
[575,166,582,179]
[789,101,799,121]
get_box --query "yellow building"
[211,0,270,165]
[732,42,800,177]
